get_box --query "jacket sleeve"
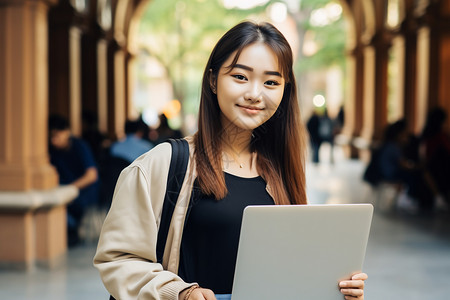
[93,143,193,299]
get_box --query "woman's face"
[215,42,285,131]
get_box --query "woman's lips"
[237,104,264,114]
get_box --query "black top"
[178,172,274,294]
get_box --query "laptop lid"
[231,204,373,300]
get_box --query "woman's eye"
[232,74,247,81]
[265,80,280,86]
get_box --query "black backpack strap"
[109,139,189,300]
[156,138,190,264]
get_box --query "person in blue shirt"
[49,114,99,246]
[110,119,154,163]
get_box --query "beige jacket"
[94,140,198,299]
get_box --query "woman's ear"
[209,69,217,94]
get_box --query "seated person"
[376,120,434,211]
[420,107,450,208]
[110,119,154,163]
[48,114,99,246]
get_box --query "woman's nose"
[244,83,262,103]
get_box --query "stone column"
[360,44,376,146]
[0,0,77,270]
[401,16,419,134]
[0,0,59,191]
[97,39,109,134]
[360,32,390,148]
[436,2,450,125]
[47,0,85,136]
[416,26,431,133]
[113,48,127,139]
[415,1,446,132]
[372,35,390,141]
[344,45,365,159]
[106,39,127,140]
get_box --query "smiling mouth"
[237,104,264,111]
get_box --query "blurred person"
[420,107,450,209]
[155,113,183,145]
[82,110,110,164]
[318,108,337,164]
[370,119,434,212]
[49,114,99,246]
[94,21,367,300]
[336,105,345,133]
[98,119,154,209]
[110,119,154,163]
[306,110,321,164]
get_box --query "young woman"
[94,21,368,300]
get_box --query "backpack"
[109,138,190,300]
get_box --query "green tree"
[138,0,268,115]
[281,0,347,110]
[294,0,347,72]
[136,0,347,120]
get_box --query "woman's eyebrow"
[234,64,282,77]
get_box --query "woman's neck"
[220,123,258,177]
[221,127,252,155]
[221,111,254,151]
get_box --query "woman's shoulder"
[130,141,172,168]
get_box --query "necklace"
[223,150,245,168]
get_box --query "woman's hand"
[339,273,368,300]
[179,286,216,300]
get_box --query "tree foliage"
[136,0,347,114]
[294,0,347,72]
[138,0,268,113]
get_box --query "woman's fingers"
[340,287,364,297]
[201,289,217,300]
[352,273,368,281]
[338,273,367,300]
[189,288,217,300]
[340,279,365,289]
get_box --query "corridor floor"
[1,146,449,299]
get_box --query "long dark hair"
[194,21,307,205]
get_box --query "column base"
[0,185,78,270]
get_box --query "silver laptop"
[231,204,373,300]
